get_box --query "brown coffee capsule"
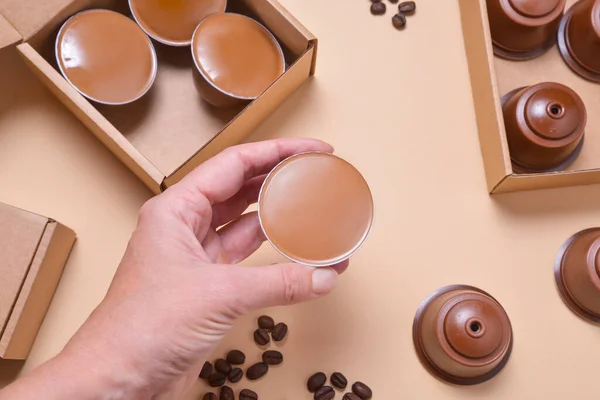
[55,10,157,105]
[413,285,513,385]
[555,228,600,323]
[487,0,565,60]
[129,0,226,46]
[258,152,374,267]
[557,0,600,82]
[501,82,586,173]
[191,13,285,108]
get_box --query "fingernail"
[312,268,338,295]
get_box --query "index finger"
[170,138,334,204]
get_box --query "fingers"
[213,212,266,264]
[170,138,333,205]
[211,175,265,229]
[230,263,345,310]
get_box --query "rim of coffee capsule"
[500,86,585,173]
[492,36,557,61]
[412,284,514,386]
[554,228,600,324]
[557,5,600,83]
[128,0,228,47]
[257,152,375,267]
[55,9,158,106]
[191,13,286,101]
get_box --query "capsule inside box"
[8,0,317,193]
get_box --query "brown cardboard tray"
[459,0,600,194]
[0,202,76,360]
[0,0,318,194]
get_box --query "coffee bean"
[219,386,234,400]
[258,315,275,331]
[254,328,270,346]
[331,372,348,389]
[392,13,407,29]
[199,362,213,379]
[389,0,399,3]
[398,0,416,14]
[271,323,288,341]
[228,368,243,383]
[314,386,335,400]
[307,372,327,392]
[240,389,259,400]
[369,0,380,2]
[208,372,226,387]
[343,394,361,400]
[370,2,386,15]
[262,350,283,365]
[246,362,268,380]
[203,393,217,400]
[215,359,231,375]
[226,350,246,365]
[352,382,373,399]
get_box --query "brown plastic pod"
[555,228,600,324]
[487,0,566,60]
[558,0,600,82]
[191,13,285,108]
[501,82,586,173]
[413,285,513,386]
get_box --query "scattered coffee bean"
[331,372,348,389]
[239,389,259,400]
[228,368,243,383]
[307,372,327,392]
[352,382,373,399]
[370,2,386,15]
[262,350,283,365]
[271,323,288,341]
[208,372,226,387]
[226,349,246,365]
[254,328,270,346]
[398,0,416,14]
[389,0,399,3]
[215,359,232,375]
[246,362,269,380]
[258,315,275,331]
[314,386,335,400]
[219,386,234,400]
[369,0,380,2]
[392,13,407,29]
[199,362,213,379]
[203,393,217,400]
[343,394,361,400]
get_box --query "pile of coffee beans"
[200,315,287,399]
[369,0,417,30]
[308,372,373,400]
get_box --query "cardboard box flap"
[0,203,48,334]
[0,13,21,50]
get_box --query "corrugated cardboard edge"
[0,221,76,360]
[458,0,512,193]
[163,45,315,189]
[0,12,21,50]
[16,43,164,194]
[493,169,600,194]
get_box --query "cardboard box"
[0,202,76,360]
[459,0,600,194]
[0,0,318,194]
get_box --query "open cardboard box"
[0,0,317,194]
[0,202,76,360]
[459,0,600,194]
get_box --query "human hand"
[58,138,348,399]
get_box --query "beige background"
[2,0,600,398]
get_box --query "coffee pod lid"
[413,285,513,385]
[508,0,561,17]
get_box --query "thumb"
[232,263,343,310]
